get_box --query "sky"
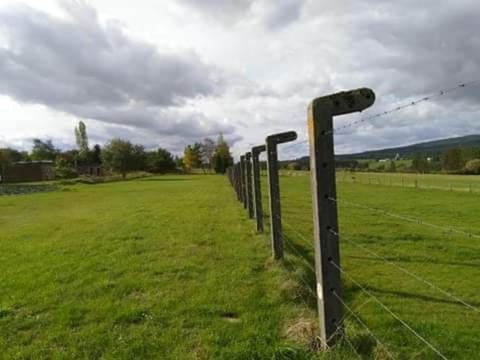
[0,0,479,159]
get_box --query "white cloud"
[0,0,479,159]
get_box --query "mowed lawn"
[271,173,480,359]
[1,175,330,359]
[3,173,480,359]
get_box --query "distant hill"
[284,135,480,168]
[336,135,480,160]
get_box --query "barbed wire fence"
[226,80,480,359]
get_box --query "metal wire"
[281,252,317,300]
[340,331,363,359]
[283,236,316,274]
[331,80,480,135]
[330,260,449,360]
[331,229,479,313]
[279,216,314,247]
[329,197,480,240]
[332,291,397,359]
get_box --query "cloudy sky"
[0,0,479,158]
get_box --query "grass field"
[338,171,480,192]
[270,172,480,359]
[1,173,479,359]
[0,175,329,359]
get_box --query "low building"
[2,161,55,183]
[76,164,102,177]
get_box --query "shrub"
[464,159,480,174]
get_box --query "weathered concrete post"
[308,88,375,347]
[252,145,266,232]
[245,152,254,219]
[240,155,247,209]
[266,131,297,259]
[234,163,242,202]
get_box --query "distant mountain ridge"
[335,134,480,160]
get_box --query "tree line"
[279,147,480,175]
[182,135,233,174]
[0,122,234,181]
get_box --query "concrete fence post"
[308,88,375,347]
[240,155,247,209]
[252,145,266,232]
[266,131,297,260]
[245,152,254,219]
[235,164,242,202]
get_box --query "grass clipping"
[284,317,321,351]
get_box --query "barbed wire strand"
[332,291,397,359]
[329,197,480,240]
[331,80,480,135]
[330,260,449,360]
[330,229,479,313]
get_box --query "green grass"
[337,171,480,192]
[270,172,480,359]
[2,173,479,359]
[0,175,330,359]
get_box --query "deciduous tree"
[101,139,145,179]
[211,134,233,174]
[31,139,58,161]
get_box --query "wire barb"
[331,80,480,135]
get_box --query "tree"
[101,139,145,179]
[200,138,216,172]
[75,121,89,159]
[90,144,102,164]
[31,139,58,161]
[146,148,175,173]
[412,153,429,173]
[55,156,78,179]
[464,159,480,174]
[442,148,464,173]
[183,144,202,171]
[387,161,397,173]
[287,162,301,171]
[211,134,233,174]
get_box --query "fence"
[226,80,480,359]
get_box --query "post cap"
[252,144,266,154]
[266,131,298,145]
[311,88,375,116]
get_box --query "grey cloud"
[178,0,253,22]
[251,0,305,29]
[177,0,305,28]
[0,1,233,142]
[0,2,222,107]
